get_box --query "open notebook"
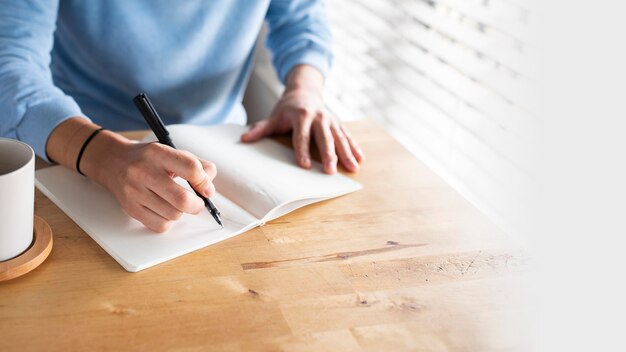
[35,124,362,272]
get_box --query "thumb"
[241,119,276,143]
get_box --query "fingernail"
[350,157,359,171]
[205,182,216,196]
[302,157,311,167]
[326,162,336,174]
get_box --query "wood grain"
[0,120,529,351]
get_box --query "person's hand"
[240,65,364,174]
[84,138,217,233]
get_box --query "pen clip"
[133,93,169,140]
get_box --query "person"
[0,1,364,232]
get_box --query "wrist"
[285,64,325,95]
[46,117,99,167]
[80,130,133,187]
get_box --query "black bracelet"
[76,127,104,176]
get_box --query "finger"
[198,159,217,197]
[312,114,337,174]
[331,123,359,173]
[141,188,184,221]
[241,119,277,143]
[146,174,204,214]
[199,159,217,180]
[292,113,313,169]
[127,204,172,233]
[341,126,365,163]
[152,145,213,196]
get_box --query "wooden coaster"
[0,216,53,282]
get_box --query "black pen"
[132,93,223,228]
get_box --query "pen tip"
[210,209,223,228]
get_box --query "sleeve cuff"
[16,98,90,162]
[276,45,333,84]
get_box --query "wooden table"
[0,120,529,351]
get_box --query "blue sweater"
[0,0,332,160]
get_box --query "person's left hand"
[240,66,364,174]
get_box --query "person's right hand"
[46,118,217,233]
[86,139,217,233]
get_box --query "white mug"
[0,138,35,261]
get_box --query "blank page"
[35,166,258,272]
[158,124,363,219]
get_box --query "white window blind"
[324,0,536,238]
